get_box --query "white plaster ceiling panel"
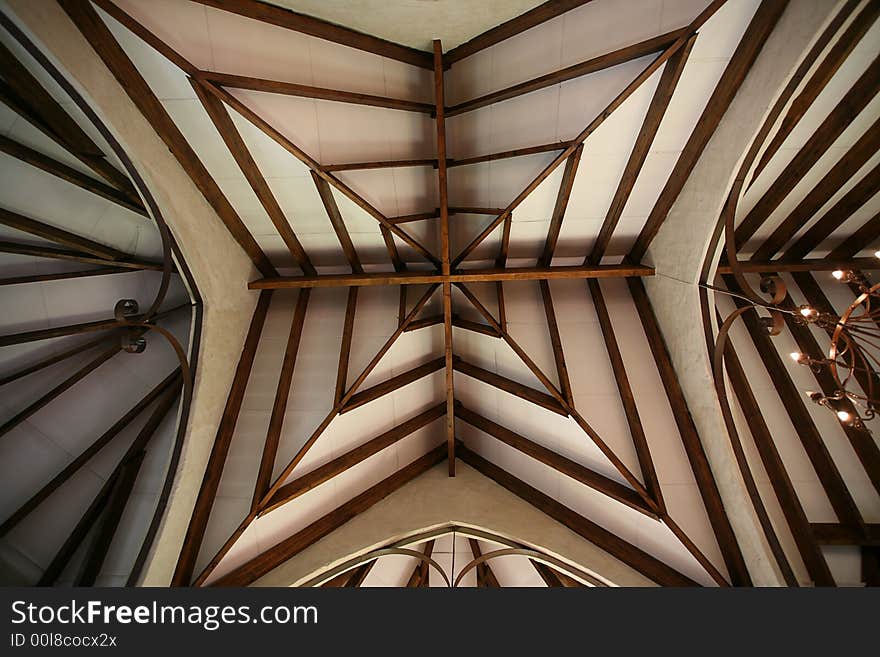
[114,0,213,71]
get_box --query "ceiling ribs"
[630,0,789,262]
[403,314,502,338]
[190,286,438,586]
[173,292,272,585]
[539,281,574,406]
[38,377,182,585]
[0,135,147,217]
[455,404,656,517]
[588,279,663,512]
[323,158,437,173]
[719,331,832,585]
[540,145,583,267]
[812,523,880,546]
[456,444,699,586]
[452,356,567,416]
[449,142,574,168]
[751,117,880,261]
[588,35,695,264]
[446,28,686,117]
[340,357,445,414]
[0,333,114,387]
[334,288,359,406]
[434,39,455,476]
[344,561,375,588]
[468,538,501,587]
[750,0,879,183]
[452,0,726,267]
[405,540,435,587]
[734,53,880,249]
[210,445,448,586]
[0,40,136,195]
[717,256,879,273]
[532,559,564,587]
[262,403,446,514]
[312,174,363,274]
[188,0,434,69]
[826,210,880,260]
[721,276,865,531]
[0,267,130,287]
[191,79,316,275]
[252,289,311,510]
[627,278,751,585]
[0,206,127,260]
[249,263,655,289]
[0,240,161,272]
[444,0,594,66]
[59,0,276,277]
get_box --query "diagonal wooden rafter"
[341,357,445,414]
[468,537,501,587]
[539,145,583,267]
[630,0,789,261]
[60,0,276,277]
[190,79,316,275]
[405,540,436,587]
[453,356,567,416]
[539,281,574,406]
[0,240,161,272]
[0,206,127,261]
[312,174,363,274]
[452,0,727,267]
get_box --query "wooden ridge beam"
[59,0,276,277]
[588,279,663,510]
[457,444,699,586]
[457,404,656,517]
[188,0,434,70]
[445,1,593,65]
[172,292,271,585]
[750,0,879,182]
[197,71,434,114]
[340,357,445,414]
[722,276,865,530]
[721,331,834,585]
[211,445,447,586]
[0,240,162,271]
[540,145,583,266]
[452,0,727,266]
[248,263,655,289]
[735,53,880,248]
[252,289,310,509]
[751,117,880,261]
[589,35,695,264]
[446,28,685,117]
[1,369,180,538]
[0,135,146,216]
[631,0,789,261]
[191,79,315,275]
[262,403,446,514]
[453,356,567,416]
[627,278,751,585]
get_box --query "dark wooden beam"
[212,445,447,586]
[191,79,315,274]
[457,405,656,517]
[334,288,358,406]
[262,403,445,514]
[59,0,276,278]
[435,39,455,476]
[0,135,146,216]
[446,29,685,117]
[812,523,880,546]
[344,560,375,587]
[781,161,880,261]
[863,547,880,586]
[388,211,439,225]
[447,142,573,168]
[172,292,271,585]
[253,289,310,508]
[826,211,880,260]
[453,315,500,337]
[588,279,663,511]
[0,240,161,271]
[721,331,834,585]
[468,537,501,587]
[539,281,574,405]
[751,118,880,261]
[322,158,436,173]
[540,145,583,266]
[0,206,126,261]
[0,343,120,440]
[631,0,789,261]
[457,444,699,586]
[588,36,695,264]
[723,276,865,530]
[0,334,114,387]
[750,0,879,182]
[188,0,434,69]
[444,0,593,65]
[453,0,727,265]
[453,356,567,416]
[0,266,129,287]
[406,540,435,587]
[627,277,752,585]
[341,357,445,414]
[532,559,564,587]
[311,173,362,273]
[0,369,179,538]
[716,256,879,274]
[320,570,355,587]
[449,206,507,215]
[197,71,434,114]
[248,263,654,289]
[735,54,880,248]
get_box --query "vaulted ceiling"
[1,0,877,587]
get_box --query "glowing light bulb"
[875,250,880,259]
[800,306,814,317]
[832,270,844,280]
[837,410,852,423]
[789,352,803,362]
